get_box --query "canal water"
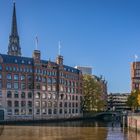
[0,120,139,140]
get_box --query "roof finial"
[58,40,61,55]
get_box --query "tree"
[82,75,106,112]
[127,90,140,111]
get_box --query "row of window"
[6,82,33,90]
[7,91,32,98]
[7,91,80,100]
[5,66,33,73]
[7,100,79,108]
[7,108,80,116]
[0,74,81,88]
[5,74,32,81]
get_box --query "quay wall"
[127,116,140,131]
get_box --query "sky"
[0,0,140,93]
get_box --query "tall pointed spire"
[8,2,21,56]
[11,2,18,36]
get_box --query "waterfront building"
[0,3,83,121]
[75,66,92,75]
[107,93,131,111]
[131,62,140,91]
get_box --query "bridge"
[84,111,122,121]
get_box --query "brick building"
[0,3,83,121]
[131,62,140,91]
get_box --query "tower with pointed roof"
[7,2,21,56]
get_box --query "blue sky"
[0,0,140,93]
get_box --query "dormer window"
[28,61,31,64]
[22,60,24,64]
[15,59,17,63]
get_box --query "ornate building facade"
[0,3,83,121]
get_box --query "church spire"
[11,2,18,36]
[8,2,21,56]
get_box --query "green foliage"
[82,75,106,112]
[127,90,140,111]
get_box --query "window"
[7,109,12,115]
[42,85,46,91]
[59,109,62,114]
[21,109,26,115]
[48,101,52,107]
[21,75,25,81]
[54,101,57,107]
[48,109,52,114]
[48,93,51,99]
[14,91,18,98]
[7,83,12,89]
[35,92,40,99]
[14,109,19,115]
[14,74,19,80]
[42,109,46,115]
[53,109,57,114]
[36,109,40,115]
[35,101,40,107]
[52,86,56,91]
[28,75,32,81]
[15,59,17,63]
[22,60,24,64]
[21,83,26,89]
[36,84,40,89]
[7,91,12,98]
[14,101,19,107]
[21,101,26,107]
[14,83,18,89]
[7,100,12,107]
[42,93,46,99]
[28,109,32,115]
[28,92,32,98]
[64,102,67,107]
[7,74,12,80]
[6,66,9,71]
[59,102,62,107]
[21,92,25,98]
[47,78,52,84]
[42,77,46,82]
[52,78,56,84]
[47,85,51,91]
[13,67,16,71]
[53,94,56,100]
[42,101,46,107]
[9,67,12,71]
[28,83,33,89]
[28,101,32,107]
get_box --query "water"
[0,120,139,140]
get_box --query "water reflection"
[0,121,139,140]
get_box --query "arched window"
[35,92,40,99]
